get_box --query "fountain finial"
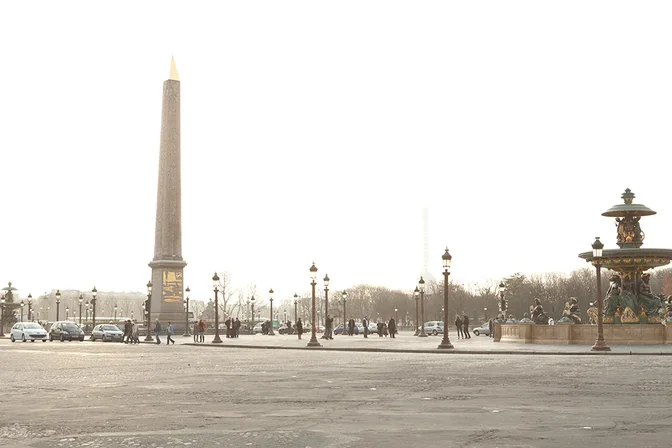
[622,188,635,204]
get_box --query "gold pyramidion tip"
[169,55,179,81]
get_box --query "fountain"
[496,189,672,345]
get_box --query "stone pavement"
[1,338,672,447]
[177,330,672,355]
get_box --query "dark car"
[334,323,360,335]
[49,321,85,342]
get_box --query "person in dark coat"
[362,316,369,338]
[377,321,383,337]
[348,318,355,336]
[225,317,232,338]
[296,318,303,340]
[462,313,471,339]
[388,317,396,338]
[488,318,494,338]
[234,318,241,338]
[455,315,463,339]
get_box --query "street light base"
[307,336,322,347]
[268,331,276,336]
[413,330,420,336]
[182,332,191,337]
[437,340,455,350]
[212,336,223,344]
[591,341,611,351]
[418,333,428,338]
[144,336,154,342]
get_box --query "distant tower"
[148,56,187,331]
[422,205,435,284]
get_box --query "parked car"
[91,324,124,342]
[49,321,86,342]
[423,321,444,336]
[333,323,359,335]
[277,324,294,335]
[473,323,491,337]
[253,323,264,334]
[10,322,48,342]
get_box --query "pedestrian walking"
[455,315,463,339]
[234,318,241,338]
[362,316,369,338]
[154,319,162,345]
[166,321,175,345]
[488,318,494,339]
[388,317,396,338]
[296,317,303,340]
[462,313,471,339]
[132,320,139,344]
[193,321,198,343]
[198,319,206,342]
[325,314,334,339]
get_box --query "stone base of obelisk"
[149,259,188,334]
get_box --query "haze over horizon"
[2,1,672,303]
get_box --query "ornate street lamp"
[413,287,420,336]
[293,294,298,324]
[591,237,611,351]
[55,290,61,321]
[91,286,98,327]
[251,295,256,330]
[268,288,275,335]
[79,295,84,325]
[320,274,330,339]
[144,281,154,341]
[27,294,33,321]
[342,291,348,333]
[307,262,321,347]
[183,286,191,337]
[438,248,455,350]
[498,281,507,319]
[212,273,223,343]
[0,296,5,337]
[418,277,427,337]
[113,304,117,322]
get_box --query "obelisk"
[148,56,187,331]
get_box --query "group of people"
[454,313,471,339]
[153,319,176,345]
[192,320,208,342]
[224,317,242,338]
[121,319,140,344]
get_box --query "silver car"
[91,324,124,342]
[10,322,48,342]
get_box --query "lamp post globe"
[591,237,611,351]
[268,289,275,335]
[307,262,321,347]
[144,281,153,341]
[212,273,223,343]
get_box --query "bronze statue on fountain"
[530,298,549,325]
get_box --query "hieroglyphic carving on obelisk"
[148,56,187,331]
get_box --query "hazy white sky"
[2,1,672,304]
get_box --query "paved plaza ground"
[1,332,672,448]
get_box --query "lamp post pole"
[251,296,255,331]
[144,281,154,342]
[91,286,98,327]
[79,295,84,325]
[307,263,321,347]
[212,273,223,343]
[183,287,191,337]
[113,304,117,322]
[342,291,347,333]
[27,294,33,321]
[413,288,420,336]
[418,277,427,337]
[591,237,611,351]
[321,274,329,339]
[0,297,5,337]
[284,309,287,324]
[438,248,455,349]
[268,289,275,335]
[293,295,298,324]
[55,290,61,321]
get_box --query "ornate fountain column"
[148,57,187,332]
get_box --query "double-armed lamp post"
[307,263,321,347]
[437,248,455,350]
[591,237,611,351]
